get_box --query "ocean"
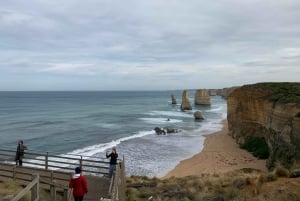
[0,91,227,177]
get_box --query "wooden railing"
[0,164,72,201]
[0,148,110,175]
[0,148,126,201]
[3,173,40,201]
[109,157,126,201]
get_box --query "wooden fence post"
[79,156,83,169]
[50,171,57,201]
[31,173,39,201]
[45,152,48,170]
[13,166,16,181]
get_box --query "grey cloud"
[0,0,300,90]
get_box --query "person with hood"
[15,140,27,166]
[69,167,88,201]
[106,147,118,178]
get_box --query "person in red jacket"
[69,167,88,201]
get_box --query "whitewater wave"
[206,105,226,112]
[146,110,192,118]
[139,117,183,124]
[66,130,155,157]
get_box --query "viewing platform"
[0,148,125,201]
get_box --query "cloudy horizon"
[0,0,299,91]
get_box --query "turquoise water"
[0,91,227,177]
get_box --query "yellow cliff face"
[227,83,300,169]
[194,89,211,105]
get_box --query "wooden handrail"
[4,173,40,201]
[0,148,110,176]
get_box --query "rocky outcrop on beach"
[227,82,300,169]
[180,90,192,111]
[195,89,211,105]
[171,94,177,104]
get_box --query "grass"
[0,179,63,201]
[126,170,263,201]
[126,168,300,201]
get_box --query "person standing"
[106,147,118,178]
[69,167,88,201]
[15,140,27,166]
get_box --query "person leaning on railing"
[15,140,27,166]
[106,147,118,178]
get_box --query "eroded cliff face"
[181,90,192,111]
[195,89,211,105]
[227,83,300,169]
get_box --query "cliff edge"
[227,82,300,169]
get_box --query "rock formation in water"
[227,82,300,169]
[195,89,211,105]
[194,111,204,120]
[171,94,177,104]
[180,90,192,111]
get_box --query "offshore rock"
[154,127,166,135]
[194,111,204,120]
[227,82,300,169]
[171,94,177,104]
[181,90,192,111]
[195,89,211,105]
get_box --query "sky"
[0,0,299,91]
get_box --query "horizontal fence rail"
[0,148,112,176]
[0,148,125,201]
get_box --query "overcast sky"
[0,0,299,91]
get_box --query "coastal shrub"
[240,136,269,159]
[274,166,289,177]
[266,173,278,182]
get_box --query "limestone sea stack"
[227,82,300,169]
[195,89,211,105]
[180,90,192,111]
[171,94,177,104]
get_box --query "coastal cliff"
[227,82,300,169]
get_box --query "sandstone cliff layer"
[227,82,300,169]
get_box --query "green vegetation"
[266,173,278,182]
[0,179,63,201]
[246,82,300,104]
[240,136,269,159]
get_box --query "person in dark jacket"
[106,147,118,178]
[15,140,27,166]
[69,167,88,201]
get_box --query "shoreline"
[164,120,267,178]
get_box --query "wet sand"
[164,120,267,178]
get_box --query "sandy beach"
[164,120,267,178]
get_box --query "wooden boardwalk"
[0,148,125,201]
[85,175,111,201]
[0,163,111,201]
